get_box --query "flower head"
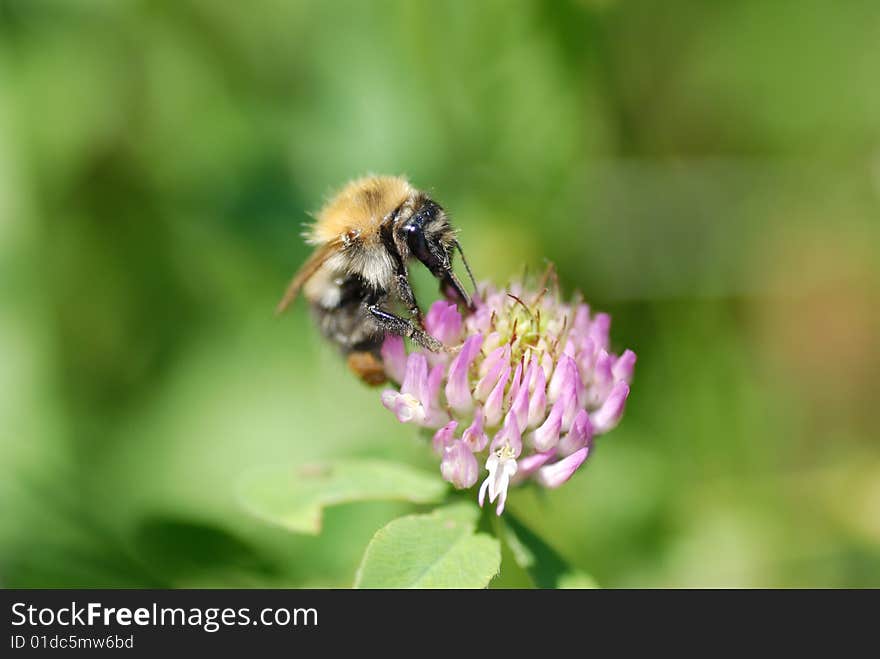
[380,273,636,515]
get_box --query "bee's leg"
[367,304,444,352]
[381,224,424,323]
[389,247,424,323]
[395,272,423,323]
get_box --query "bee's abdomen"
[311,273,384,354]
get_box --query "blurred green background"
[2,0,879,588]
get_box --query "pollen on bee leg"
[347,351,388,386]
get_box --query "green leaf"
[354,503,501,588]
[237,459,447,534]
[501,512,597,589]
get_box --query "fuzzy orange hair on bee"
[277,175,476,385]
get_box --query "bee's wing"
[275,241,340,315]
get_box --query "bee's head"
[398,197,475,309]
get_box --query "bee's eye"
[405,225,432,263]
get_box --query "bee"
[277,175,476,385]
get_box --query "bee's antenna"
[454,240,477,294]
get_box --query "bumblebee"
[277,175,475,384]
